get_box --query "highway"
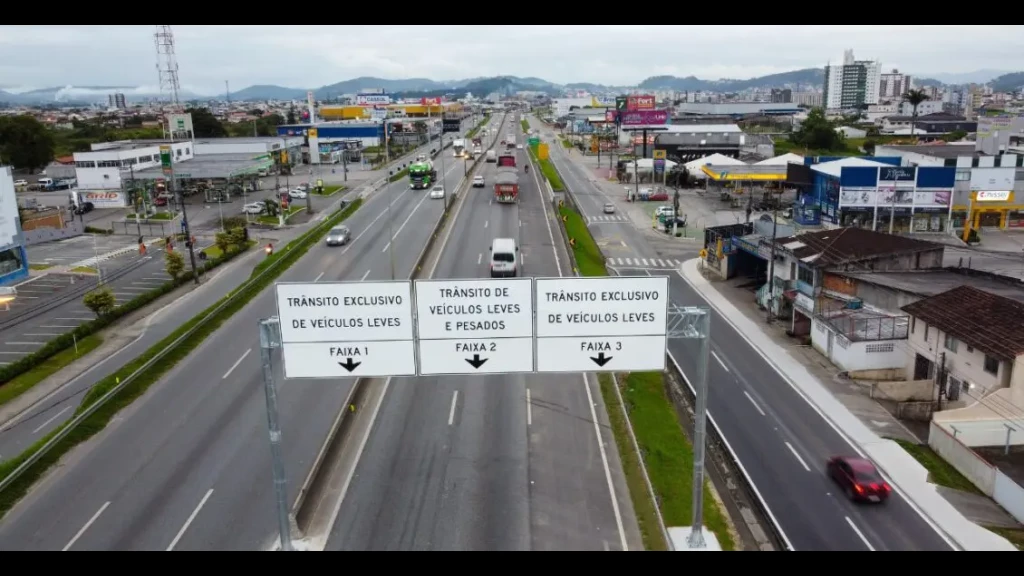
[325,123,642,551]
[0,116,495,551]
[532,113,954,551]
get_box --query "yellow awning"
[701,165,787,181]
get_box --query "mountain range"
[2,68,1020,106]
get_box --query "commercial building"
[317,101,463,121]
[73,140,195,196]
[823,49,881,111]
[0,166,28,286]
[673,102,801,117]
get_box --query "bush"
[84,226,112,235]
[83,288,116,317]
[165,250,185,280]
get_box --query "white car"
[13,179,28,187]
[243,202,265,215]
[655,205,674,218]
[288,188,307,200]
[516,144,523,150]
[429,185,445,199]
[473,175,485,188]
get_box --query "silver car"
[603,203,615,214]
[325,226,351,246]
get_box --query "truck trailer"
[494,170,519,204]
[497,151,517,169]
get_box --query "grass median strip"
[389,168,409,183]
[558,200,735,550]
[520,119,530,133]
[0,199,363,518]
[313,185,346,197]
[527,146,564,192]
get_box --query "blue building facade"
[277,123,385,141]
[1,167,29,286]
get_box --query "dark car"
[325,225,351,247]
[827,456,891,503]
[74,201,94,215]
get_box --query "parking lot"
[27,234,142,269]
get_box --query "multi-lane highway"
[531,113,955,551]
[325,120,642,551]
[0,118,491,551]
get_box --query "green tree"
[184,106,227,138]
[165,250,185,280]
[903,88,930,137]
[83,287,117,317]
[943,129,968,142]
[286,106,297,125]
[0,115,55,171]
[791,107,844,152]
[262,198,280,217]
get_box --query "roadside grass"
[313,185,345,197]
[0,335,104,409]
[28,264,53,271]
[561,199,735,551]
[527,146,564,191]
[256,206,304,225]
[597,373,668,551]
[389,168,409,183]
[891,438,985,496]
[520,119,530,133]
[561,138,573,149]
[70,266,97,274]
[0,199,364,518]
[125,212,174,220]
[200,245,223,260]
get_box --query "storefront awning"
[701,164,788,181]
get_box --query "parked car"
[242,202,265,215]
[649,192,670,201]
[74,201,94,215]
[827,456,891,503]
[473,175,485,188]
[13,179,28,187]
[288,188,307,200]
[655,206,674,218]
[325,225,351,246]
[516,144,523,150]
[429,185,445,199]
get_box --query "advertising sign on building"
[605,110,618,123]
[442,118,461,133]
[838,188,951,209]
[626,95,656,111]
[615,96,628,112]
[370,108,388,121]
[421,97,442,106]
[81,190,127,208]
[620,110,669,126]
[970,167,1015,191]
[166,113,194,139]
[356,94,392,105]
[878,166,916,182]
[976,190,1012,202]
[159,145,173,175]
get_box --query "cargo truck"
[497,151,517,169]
[409,156,437,189]
[453,139,466,158]
[494,170,519,204]
[485,150,497,163]
[472,136,483,157]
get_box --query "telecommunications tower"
[154,25,182,108]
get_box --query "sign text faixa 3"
[275,281,416,378]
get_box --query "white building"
[879,69,912,100]
[73,140,194,192]
[791,91,823,107]
[823,49,881,111]
[192,136,304,157]
[553,98,597,117]
[899,100,944,117]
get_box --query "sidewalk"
[678,258,1018,551]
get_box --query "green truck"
[409,155,437,190]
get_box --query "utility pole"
[766,207,779,323]
[258,317,294,551]
[387,169,397,280]
[171,169,199,285]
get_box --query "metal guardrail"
[0,202,354,495]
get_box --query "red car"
[827,456,891,503]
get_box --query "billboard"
[605,110,618,123]
[620,110,669,126]
[421,97,442,106]
[159,145,173,175]
[167,113,194,139]
[626,95,656,111]
[370,108,387,121]
[969,167,1015,191]
[838,188,950,208]
[786,163,814,186]
[442,118,461,133]
[357,94,391,105]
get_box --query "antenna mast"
[154,25,182,109]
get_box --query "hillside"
[639,68,825,92]
[991,72,1024,93]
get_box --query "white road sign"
[275,281,416,378]
[414,278,534,375]
[534,276,669,373]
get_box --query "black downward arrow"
[465,354,488,369]
[338,358,362,372]
[590,352,613,367]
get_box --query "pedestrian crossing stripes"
[606,257,683,269]
[586,215,629,223]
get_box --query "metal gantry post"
[666,305,713,549]
[258,317,293,551]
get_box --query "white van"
[37,178,54,189]
[489,238,519,278]
[485,150,497,163]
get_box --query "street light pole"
[170,166,200,285]
[258,317,293,552]
[387,170,396,280]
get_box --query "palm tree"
[903,88,930,136]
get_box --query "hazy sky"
[1,25,1022,94]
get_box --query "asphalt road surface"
[325,123,640,551]
[0,116,503,551]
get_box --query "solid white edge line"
[667,351,796,551]
[360,270,370,282]
[784,441,812,472]
[526,388,532,426]
[166,488,214,551]
[743,391,767,417]
[845,516,876,551]
[674,264,957,551]
[582,373,628,551]
[710,350,729,372]
[222,348,252,380]
[448,390,458,426]
[62,501,110,551]
[314,272,325,282]
[30,405,70,435]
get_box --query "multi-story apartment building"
[791,91,823,108]
[879,69,912,101]
[823,49,881,111]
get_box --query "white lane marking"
[710,350,729,372]
[40,325,78,328]
[25,333,61,337]
[582,373,628,551]
[448,390,459,426]
[641,258,649,266]
[314,271,325,282]
[784,441,811,472]
[31,405,71,434]
[222,349,252,380]
[477,253,482,265]
[360,270,371,281]
[166,488,214,551]
[519,219,522,227]
[619,241,627,248]
[846,516,876,551]
[6,341,45,345]
[381,186,431,254]
[484,220,489,229]
[526,388,532,426]
[743,391,766,416]
[55,317,94,321]
[63,501,110,551]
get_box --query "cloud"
[0,25,1021,93]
